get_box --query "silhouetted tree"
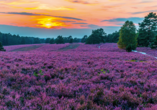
[68,36,73,43]
[55,35,64,44]
[73,37,81,43]
[45,38,51,43]
[50,38,55,44]
[81,35,88,43]
[0,32,45,46]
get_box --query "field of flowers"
[0,43,157,110]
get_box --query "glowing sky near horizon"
[0,0,157,38]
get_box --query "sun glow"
[37,17,66,28]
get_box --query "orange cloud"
[65,0,99,5]
[11,4,74,11]
[0,0,39,5]
[25,5,74,10]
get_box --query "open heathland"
[0,43,157,110]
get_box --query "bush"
[126,44,136,52]
[0,42,6,51]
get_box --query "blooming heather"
[0,43,157,109]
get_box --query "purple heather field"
[1,43,157,110]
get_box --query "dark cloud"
[0,12,85,21]
[88,24,100,28]
[55,16,85,21]
[0,12,42,15]
[73,23,88,24]
[60,20,76,23]
[132,10,157,14]
[101,17,144,23]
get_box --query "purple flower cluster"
[4,44,41,52]
[0,43,157,109]
[137,47,157,57]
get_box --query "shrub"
[126,44,136,52]
[0,42,6,51]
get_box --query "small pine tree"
[118,21,137,51]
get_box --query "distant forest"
[0,30,119,46]
[0,32,45,46]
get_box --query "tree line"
[0,32,82,46]
[81,30,119,44]
[83,12,157,52]
[45,36,81,44]
[0,32,45,46]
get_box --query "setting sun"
[36,17,66,28]
[45,23,52,28]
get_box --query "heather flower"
[0,43,157,109]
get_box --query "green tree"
[49,38,55,44]
[150,35,157,49]
[86,28,106,44]
[138,12,157,47]
[106,31,119,43]
[118,20,137,51]
[55,35,64,44]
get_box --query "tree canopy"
[106,31,119,43]
[86,28,107,44]
[138,12,157,47]
[118,21,137,51]
[55,35,64,44]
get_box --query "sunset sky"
[0,0,156,38]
